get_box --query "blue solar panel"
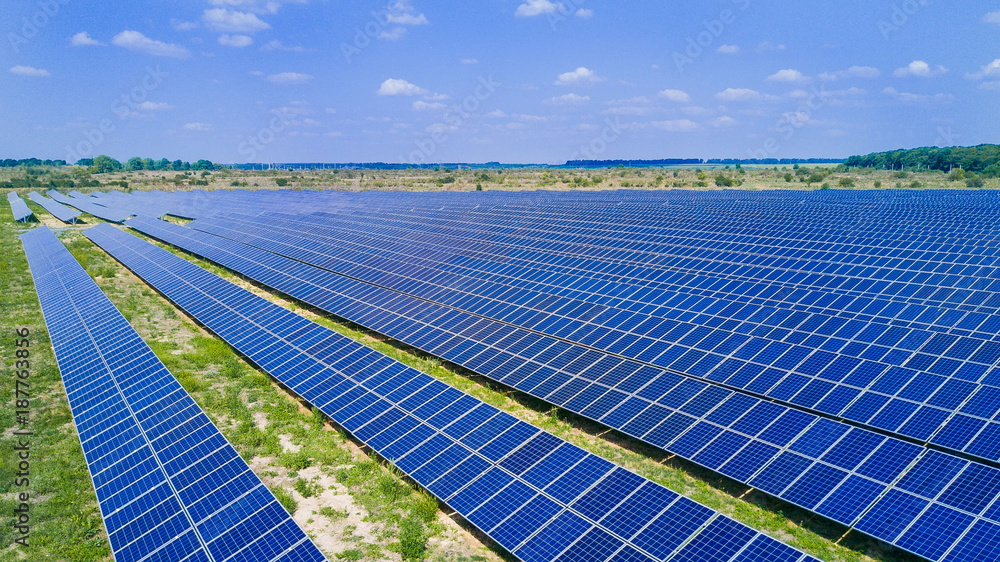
[85,222,817,562]
[124,214,1000,561]
[28,191,81,223]
[9,192,34,222]
[20,226,326,562]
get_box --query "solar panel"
[20,226,326,562]
[184,210,1000,465]
[122,215,1000,562]
[47,189,132,222]
[85,222,817,562]
[28,191,81,223]
[9,192,34,222]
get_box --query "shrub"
[874,180,883,188]
[967,177,986,188]
[714,174,734,187]
[839,177,855,187]
[397,518,427,561]
[279,450,313,471]
[272,487,297,515]
[275,178,289,186]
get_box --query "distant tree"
[142,158,155,170]
[92,155,123,174]
[125,157,145,171]
[172,159,184,170]
[193,159,214,171]
[156,158,171,170]
[76,158,94,167]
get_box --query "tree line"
[1,156,218,174]
[845,145,1000,175]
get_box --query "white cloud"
[894,60,948,78]
[715,88,774,102]
[183,122,213,131]
[967,59,1000,80]
[378,78,427,96]
[767,69,809,82]
[386,1,429,25]
[172,19,200,31]
[136,101,172,111]
[819,66,881,81]
[544,93,590,105]
[576,8,594,18]
[716,44,740,54]
[265,72,314,84]
[756,41,785,53]
[70,32,104,46]
[515,0,563,17]
[9,65,50,77]
[980,81,1000,91]
[112,31,190,58]
[218,34,253,47]
[882,87,953,104]
[412,100,446,111]
[709,116,738,128]
[984,11,1000,24]
[486,109,507,118]
[651,119,700,132]
[261,40,307,52]
[460,58,478,65]
[249,70,264,76]
[657,88,690,102]
[202,8,270,33]
[555,66,604,86]
[378,27,408,41]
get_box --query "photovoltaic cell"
[86,222,816,562]
[20,226,325,562]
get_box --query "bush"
[397,518,427,561]
[967,177,986,188]
[783,173,793,182]
[714,174,734,187]
[839,178,855,187]
[272,487,297,515]
[874,180,883,188]
[293,478,322,498]
[275,178,289,186]
[279,450,313,471]
[949,169,967,181]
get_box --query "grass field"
[1,172,946,561]
[1,162,996,196]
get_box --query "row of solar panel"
[29,191,82,223]
[48,189,133,222]
[186,214,1000,466]
[303,206,1000,325]
[85,222,820,562]
[9,192,34,222]
[20,226,326,562]
[195,208,999,344]
[313,204,1000,330]
[123,215,1000,562]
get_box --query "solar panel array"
[9,191,34,222]
[48,189,133,222]
[20,226,326,562]
[28,191,82,223]
[86,222,820,562]
[125,212,1000,562]
[185,209,1000,464]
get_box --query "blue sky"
[1,0,997,164]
